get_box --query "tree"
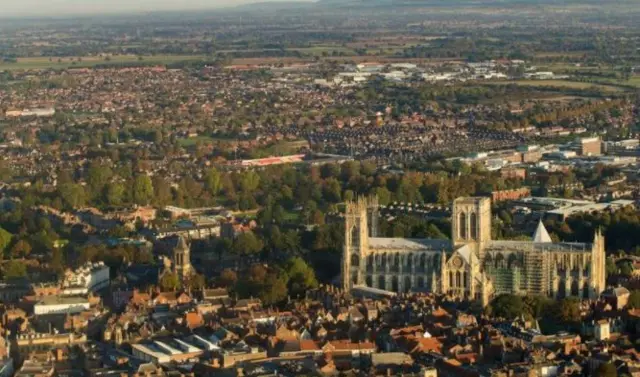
[556,298,581,324]
[153,130,163,144]
[4,260,27,278]
[619,262,634,277]
[159,271,181,291]
[236,264,268,298]
[205,168,222,197]
[595,363,617,377]
[523,295,553,319]
[322,178,342,203]
[260,272,288,305]
[105,182,126,206]
[153,177,172,206]
[217,269,238,288]
[373,187,391,206]
[285,257,318,297]
[0,227,12,255]
[132,175,154,205]
[87,163,113,199]
[213,238,232,258]
[10,239,32,259]
[487,294,526,319]
[185,273,206,290]
[239,171,260,193]
[58,183,86,209]
[232,232,263,255]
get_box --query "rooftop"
[36,295,89,306]
[369,238,451,251]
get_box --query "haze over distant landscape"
[0,0,315,17]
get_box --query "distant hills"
[316,0,628,6]
[228,0,637,14]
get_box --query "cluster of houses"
[2,277,640,377]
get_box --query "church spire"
[532,219,552,243]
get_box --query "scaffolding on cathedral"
[524,248,548,296]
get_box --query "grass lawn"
[0,54,207,71]
[282,210,302,223]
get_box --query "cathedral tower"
[590,228,606,299]
[452,197,492,258]
[341,196,377,291]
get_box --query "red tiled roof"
[300,340,320,351]
[411,337,443,354]
[185,312,204,330]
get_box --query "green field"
[484,79,625,92]
[0,54,207,71]
[597,76,640,88]
[622,77,640,87]
[290,46,356,56]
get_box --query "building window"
[558,280,566,299]
[571,280,579,297]
[351,254,360,267]
[583,282,590,299]
[470,213,477,240]
[351,226,359,247]
[378,276,385,290]
[459,213,467,239]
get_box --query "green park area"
[0,54,208,70]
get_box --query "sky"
[0,0,312,18]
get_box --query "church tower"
[590,228,606,299]
[173,236,193,282]
[452,197,492,258]
[341,196,376,291]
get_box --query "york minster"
[342,196,606,306]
